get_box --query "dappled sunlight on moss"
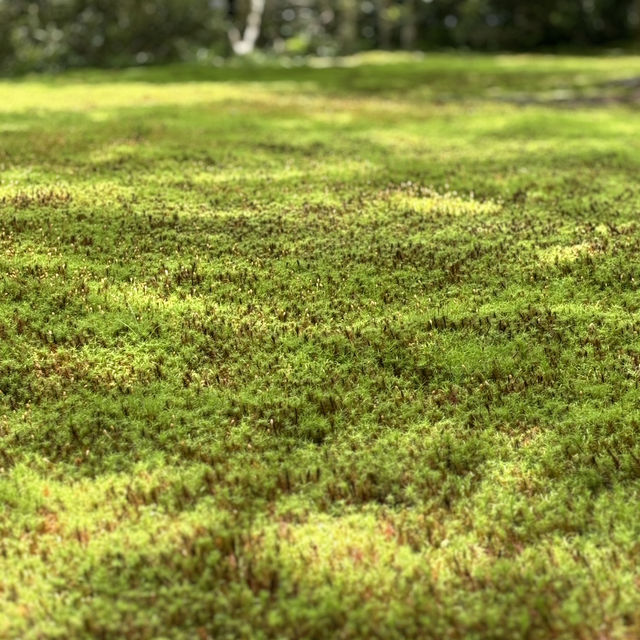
[537,243,593,266]
[3,54,640,638]
[389,190,502,219]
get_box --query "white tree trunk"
[228,0,266,55]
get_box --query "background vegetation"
[1,0,640,72]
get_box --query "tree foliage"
[0,0,638,72]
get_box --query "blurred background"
[1,0,639,73]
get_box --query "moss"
[1,53,640,638]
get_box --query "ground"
[2,52,640,639]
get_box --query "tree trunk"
[228,0,266,55]
[338,0,358,54]
[376,0,391,49]
[630,0,640,38]
[400,0,417,50]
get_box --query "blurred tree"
[0,0,639,72]
[400,0,417,49]
[337,0,358,53]
[228,0,266,54]
[375,0,391,49]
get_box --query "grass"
[2,51,640,638]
